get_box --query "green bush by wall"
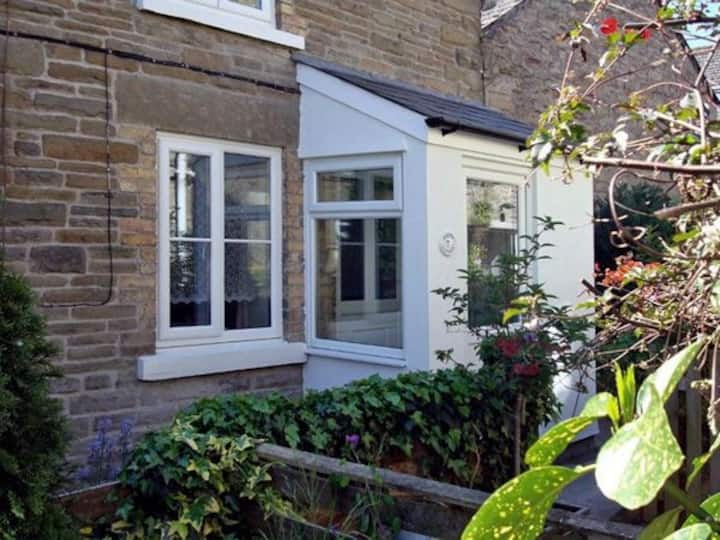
[176,365,558,491]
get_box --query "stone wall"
[482,0,694,138]
[0,2,307,460]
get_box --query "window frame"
[135,0,304,49]
[305,154,404,360]
[465,176,529,328]
[157,133,283,348]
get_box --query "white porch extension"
[295,55,595,427]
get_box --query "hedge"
[175,365,558,491]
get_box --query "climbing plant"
[463,1,720,538]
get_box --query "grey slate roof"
[481,0,527,29]
[294,53,533,143]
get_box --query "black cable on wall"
[0,19,299,308]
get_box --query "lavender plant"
[77,417,134,486]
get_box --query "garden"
[4,0,720,539]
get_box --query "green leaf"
[596,387,683,510]
[615,364,636,425]
[664,524,713,540]
[461,466,587,540]
[284,423,300,448]
[683,492,720,533]
[502,307,525,325]
[637,339,706,414]
[687,434,720,489]
[525,393,617,467]
[639,507,682,540]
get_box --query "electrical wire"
[0,23,299,307]
[0,28,299,95]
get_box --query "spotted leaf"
[596,386,683,510]
[461,466,587,540]
[637,339,705,414]
[663,524,713,540]
[525,393,617,467]
[683,492,720,537]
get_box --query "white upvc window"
[305,154,404,360]
[466,178,527,327]
[135,0,304,49]
[157,133,282,347]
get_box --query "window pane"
[169,152,211,239]
[225,243,271,330]
[225,153,271,241]
[376,219,400,300]
[170,241,211,327]
[466,180,519,326]
[317,168,393,202]
[316,218,402,349]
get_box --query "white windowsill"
[137,339,307,381]
[136,0,305,49]
[305,346,407,368]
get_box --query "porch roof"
[293,53,534,144]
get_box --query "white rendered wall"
[532,164,596,425]
[426,132,532,370]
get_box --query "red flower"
[640,28,652,41]
[497,337,522,358]
[512,363,541,377]
[600,17,619,35]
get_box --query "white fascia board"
[296,65,429,145]
[136,0,305,49]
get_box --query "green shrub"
[110,421,289,539]
[175,366,557,491]
[0,267,71,539]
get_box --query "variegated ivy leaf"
[687,434,720,490]
[683,492,720,537]
[525,393,618,468]
[461,466,587,540]
[664,524,713,540]
[596,386,683,510]
[637,339,706,414]
[638,507,682,540]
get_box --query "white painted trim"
[305,346,406,368]
[136,0,304,49]
[138,340,306,381]
[296,65,428,149]
[306,154,403,212]
[156,133,283,350]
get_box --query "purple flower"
[345,434,360,448]
[97,417,112,433]
[120,418,134,436]
[523,332,539,343]
[76,466,91,481]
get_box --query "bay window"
[157,134,281,346]
[307,155,403,356]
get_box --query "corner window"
[158,134,282,346]
[307,155,403,356]
[466,180,521,327]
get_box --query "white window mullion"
[211,149,225,338]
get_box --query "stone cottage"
[0,0,698,460]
